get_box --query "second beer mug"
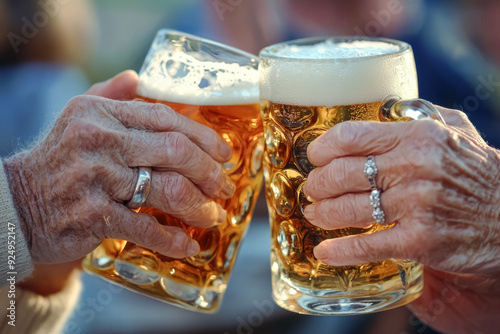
[83,30,264,313]
[259,37,435,315]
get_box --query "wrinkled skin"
[303,106,500,333]
[3,71,235,265]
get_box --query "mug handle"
[381,97,446,124]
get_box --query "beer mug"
[83,30,264,313]
[259,37,442,315]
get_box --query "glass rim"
[154,29,259,62]
[259,36,412,62]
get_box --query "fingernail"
[314,245,328,261]
[188,240,200,256]
[304,205,316,222]
[219,142,233,161]
[216,203,227,225]
[302,180,315,203]
[221,177,236,199]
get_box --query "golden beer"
[83,30,263,313]
[260,37,424,315]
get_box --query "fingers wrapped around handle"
[303,105,499,275]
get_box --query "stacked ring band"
[364,156,387,225]
[364,155,378,190]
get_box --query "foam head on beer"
[137,50,259,106]
[260,38,418,108]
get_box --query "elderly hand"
[303,106,500,333]
[3,70,235,265]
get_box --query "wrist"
[3,153,36,252]
[18,261,82,296]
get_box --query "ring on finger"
[364,155,379,190]
[369,189,387,225]
[126,167,152,210]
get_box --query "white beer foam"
[260,40,418,107]
[137,50,259,106]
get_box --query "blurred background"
[2,0,500,333]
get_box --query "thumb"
[85,70,139,100]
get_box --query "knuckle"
[81,195,111,238]
[407,180,441,208]
[329,159,349,190]
[335,122,359,147]
[63,95,90,116]
[317,196,357,224]
[350,237,377,263]
[63,119,111,150]
[164,132,193,163]
[207,128,223,147]
[337,195,359,222]
[119,100,144,126]
[163,173,194,209]
[453,109,469,123]
[415,119,451,143]
[444,108,470,127]
[151,104,178,128]
[71,160,96,184]
[150,103,167,123]
[138,219,161,247]
[204,163,225,193]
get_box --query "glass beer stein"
[259,36,443,315]
[83,30,264,313]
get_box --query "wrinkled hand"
[3,71,235,264]
[303,106,500,333]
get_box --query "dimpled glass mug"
[83,30,264,313]
[260,36,443,315]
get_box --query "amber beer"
[83,30,263,313]
[260,37,424,315]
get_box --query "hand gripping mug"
[83,30,264,313]
[259,36,443,315]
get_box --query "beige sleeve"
[0,270,82,334]
[0,161,33,286]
